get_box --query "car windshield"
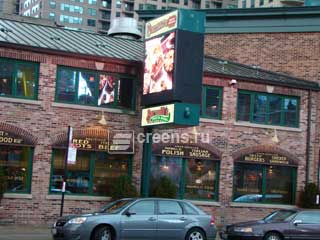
[263,210,297,222]
[99,199,134,214]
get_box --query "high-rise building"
[0,0,20,14]
[238,0,304,8]
[19,0,238,33]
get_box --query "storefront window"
[56,66,136,110]
[185,159,218,200]
[50,149,131,195]
[0,58,38,99]
[233,163,296,204]
[237,91,299,128]
[0,145,33,193]
[201,86,223,119]
[150,156,219,201]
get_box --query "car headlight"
[233,227,253,233]
[67,217,87,224]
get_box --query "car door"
[157,200,191,240]
[289,211,320,240]
[120,200,157,240]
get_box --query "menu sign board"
[239,153,292,166]
[0,131,32,146]
[153,145,218,160]
[141,104,174,127]
[145,10,178,39]
[108,130,134,154]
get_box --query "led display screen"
[143,32,175,95]
[98,74,115,106]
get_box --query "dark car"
[52,198,217,240]
[220,209,320,240]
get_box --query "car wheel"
[93,226,113,240]
[264,232,282,240]
[186,228,206,240]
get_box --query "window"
[150,156,220,201]
[49,12,55,20]
[59,15,83,24]
[158,200,183,215]
[50,149,131,195]
[0,58,38,99]
[260,0,264,5]
[49,1,56,9]
[116,0,122,8]
[116,12,121,17]
[242,0,246,8]
[87,19,96,27]
[88,8,97,16]
[56,67,136,110]
[184,0,188,5]
[237,91,299,127]
[88,0,97,4]
[250,0,255,7]
[0,145,33,193]
[128,201,155,215]
[181,202,198,215]
[201,86,223,119]
[233,163,296,204]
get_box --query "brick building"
[0,6,320,226]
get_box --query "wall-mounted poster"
[144,32,175,95]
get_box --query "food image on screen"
[98,74,115,106]
[143,32,175,95]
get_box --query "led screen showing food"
[143,32,175,95]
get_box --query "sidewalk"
[0,225,52,240]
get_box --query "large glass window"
[50,149,131,196]
[237,91,299,128]
[150,156,219,201]
[0,58,38,99]
[56,66,136,110]
[0,145,33,193]
[233,163,296,204]
[201,86,223,119]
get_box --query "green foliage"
[299,183,320,209]
[150,176,177,198]
[0,166,6,202]
[109,176,138,200]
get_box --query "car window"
[158,200,183,215]
[264,210,297,222]
[128,200,155,215]
[182,202,198,215]
[99,199,134,214]
[296,212,320,224]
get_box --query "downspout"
[306,90,312,186]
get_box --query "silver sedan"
[52,198,217,240]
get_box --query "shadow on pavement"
[0,225,52,240]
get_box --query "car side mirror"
[293,220,302,226]
[125,210,136,217]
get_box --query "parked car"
[234,194,284,203]
[220,209,320,240]
[52,198,217,240]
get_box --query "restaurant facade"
[1,7,320,225]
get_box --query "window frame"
[55,66,137,112]
[236,90,300,128]
[148,157,220,202]
[48,149,133,196]
[201,85,223,120]
[0,58,39,100]
[232,163,297,205]
[1,145,34,194]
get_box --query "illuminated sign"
[238,153,295,166]
[153,144,219,160]
[141,104,174,127]
[145,10,178,39]
[0,131,32,146]
[143,32,175,95]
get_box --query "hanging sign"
[67,127,77,164]
[141,104,174,126]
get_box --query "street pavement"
[0,224,221,240]
[0,225,52,240]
